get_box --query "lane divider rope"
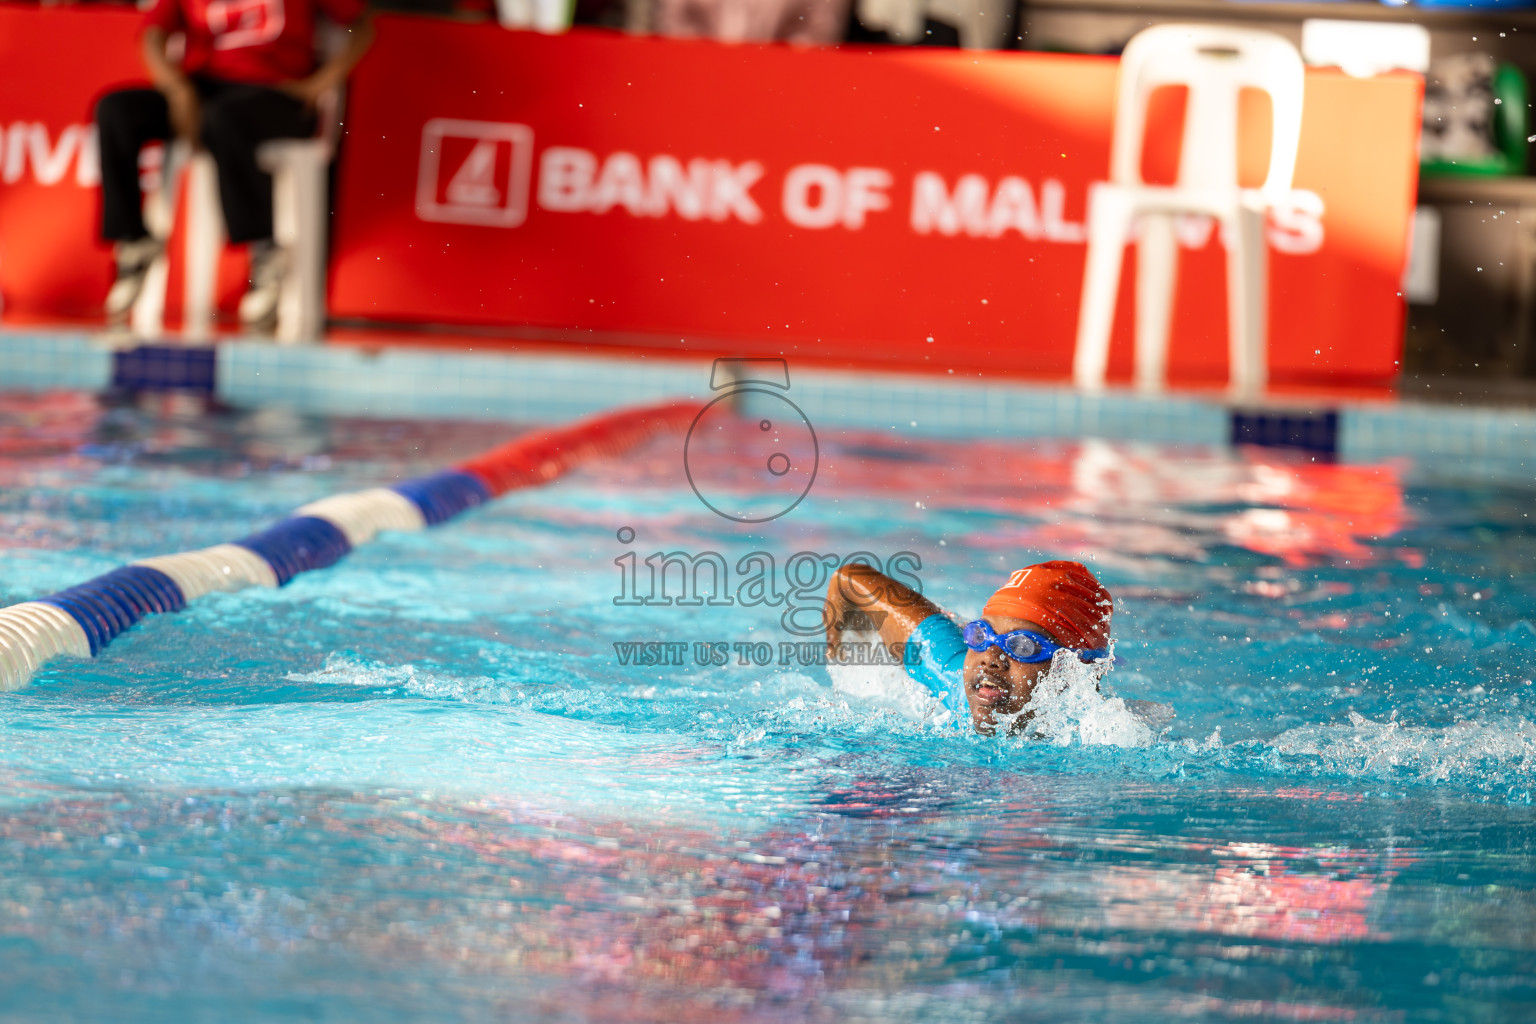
[0,400,699,691]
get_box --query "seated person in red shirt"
[824,560,1113,735]
[97,0,374,330]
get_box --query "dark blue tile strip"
[1230,409,1338,456]
[112,345,217,393]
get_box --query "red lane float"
[458,401,701,496]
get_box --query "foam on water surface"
[1269,709,1536,786]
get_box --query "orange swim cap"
[982,560,1113,650]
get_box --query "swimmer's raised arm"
[823,562,940,662]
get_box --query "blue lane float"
[237,516,354,587]
[40,565,187,656]
[0,401,701,691]
[392,470,491,527]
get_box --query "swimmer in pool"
[823,560,1112,735]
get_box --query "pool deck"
[1,326,1532,468]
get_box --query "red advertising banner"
[0,6,1420,387]
[0,5,141,321]
[332,18,1422,386]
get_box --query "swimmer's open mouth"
[969,674,1012,706]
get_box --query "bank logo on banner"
[415,118,535,228]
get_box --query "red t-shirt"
[144,0,366,85]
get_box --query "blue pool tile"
[0,331,113,391]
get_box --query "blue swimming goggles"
[962,620,1109,664]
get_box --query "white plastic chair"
[130,88,341,344]
[1072,24,1305,399]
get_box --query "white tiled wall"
[218,342,706,421]
[1342,404,1536,462]
[0,332,112,391]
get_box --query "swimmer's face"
[962,615,1054,736]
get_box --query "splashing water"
[829,631,1167,748]
[825,627,948,725]
[1013,649,1161,748]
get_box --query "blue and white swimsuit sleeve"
[903,614,969,721]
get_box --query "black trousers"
[97,78,316,245]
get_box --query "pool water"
[2,390,1535,1022]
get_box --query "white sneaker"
[239,240,288,332]
[104,236,165,321]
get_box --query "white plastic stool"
[129,140,220,340]
[1072,24,1305,399]
[129,91,339,344]
[258,134,332,343]
[494,0,573,32]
